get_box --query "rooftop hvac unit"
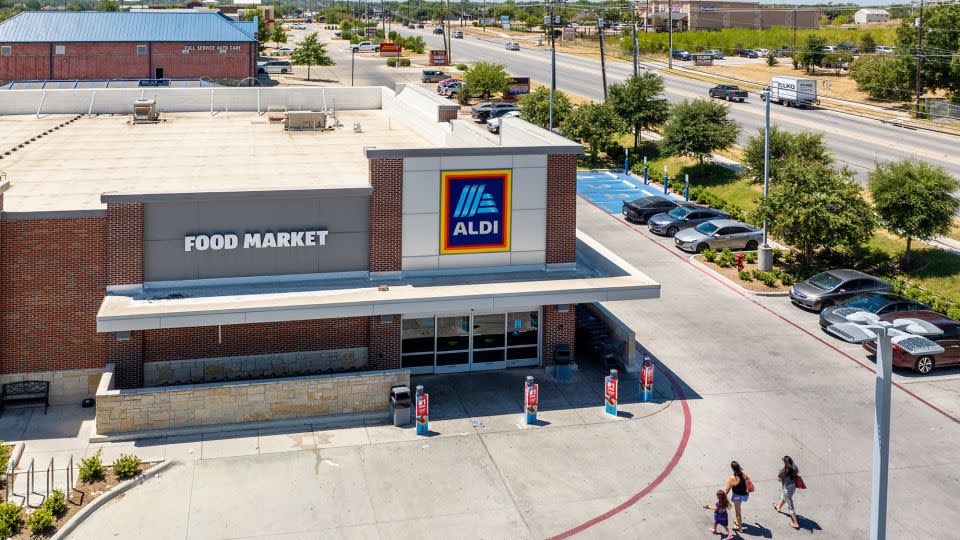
[284,111,327,131]
[132,99,159,123]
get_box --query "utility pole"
[667,2,674,69]
[631,0,639,75]
[445,0,453,65]
[380,0,385,33]
[793,8,797,49]
[548,3,557,131]
[598,17,608,99]
[914,0,925,118]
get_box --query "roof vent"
[284,111,327,131]
[132,99,160,124]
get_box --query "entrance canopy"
[96,232,660,332]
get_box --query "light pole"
[351,48,356,86]
[758,89,772,271]
[870,326,892,540]
[548,6,557,131]
[631,0,639,75]
[667,4,674,69]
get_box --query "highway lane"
[396,26,960,180]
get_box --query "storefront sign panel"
[440,170,511,254]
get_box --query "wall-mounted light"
[116,331,131,342]
[557,304,570,313]
[380,314,393,324]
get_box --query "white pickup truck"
[761,76,818,108]
[351,41,380,53]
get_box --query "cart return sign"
[440,170,511,254]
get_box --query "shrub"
[755,271,777,287]
[79,449,104,482]
[0,502,23,538]
[744,251,757,264]
[716,248,736,267]
[456,63,468,71]
[26,507,53,536]
[766,51,778,66]
[399,58,411,67]
[385,58,397,67]
[772,248,783,264]
[0,442,10,475]
[780,273,796,286]
[43,489,67,517]
[702,248,718,263]
[112,453,142,481]
[738,270,753,281]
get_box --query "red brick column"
[106,202,145,388]
[542,304,575,366]
[368,315,400,370]
[546,154,577,264]
[368,158,403,273]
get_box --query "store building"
[641,1,820,32]
[0,85,658,435]
[0,11,258,85]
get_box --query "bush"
[766,51,778,67]
[604,142,626,164]
[43,489,67,517]
[79,449,104,482]
[456,63,468,71]
[738,270,753,281]
[754,271,777,287]
[780,273,796,286]
[744,251,757,264]
[399,58,411,67]
[385,58,397,67]
[26,507,53,535]
[716,248,736,268]
[0,442,10,475]
[112,453,142,481]
[0,502,23,538]
[702,248,718,263]
[772,248,783,264]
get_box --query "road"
[393,26,960,180]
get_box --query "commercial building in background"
[0,85,658,436]
[0,11,258,84]
[641,1,820,32]
[853,8,891,24]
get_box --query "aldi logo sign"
[440,170,511,254]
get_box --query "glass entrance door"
[435,315,471,373]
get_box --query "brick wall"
[106,203,143,286]
[542,304,575,366]
[1,217,108,374]
[143,318,369,362]
[109,332,144,389]
[368,158,403,273]
[438,107,459,122]
[546,154,577,264]
[368,315,400,370]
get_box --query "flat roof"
[0,110,431,213]
[0,11,258,43]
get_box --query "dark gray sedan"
[647,204,729,236]
[819,292,930,330]
[790,269,893,312]
[673,219,762,253]
[622,195,679,224]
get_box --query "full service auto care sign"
[440,170,511,254]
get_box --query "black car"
[790,269,893,312]
[737,49,758,58]
[647,203,729,236]
[836,42,859,53]
[622,195,679,224]
[433,27,444,34]
[819,292,930,330]
[470,102,520,122]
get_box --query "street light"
[758,89,773,271]
[351,48,357,86]
[826,313,945,540]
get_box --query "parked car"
[433,27,444,34]
[737,49,759,58]
[257,60,293,74]
[702,49,725,59]
[436,78,462,93]
[417,23,425,28]
[875,45,894,53]
[441,80,464,97]
[820,292,930,331]
[647,204,729,236]
[421,69,448,83]
[334,31,342,38]
[836,42,858,53]
[754,48,771,57]
[622,195,679,224]
[351,41,380,53]
[453,31,464,39]
[820,45,838,53]
[505,42,520,51]
[274,46,294,54]
[470,102,520,122]
[708,84,748,102]
[289,23,305,30]
[775,46,794,57]
[790,269,893,312]
[863,310,960,374]
[673,219,762,253]
[671,49,691,61]
[487,110,520,133]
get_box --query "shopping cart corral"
[576,305,628,371]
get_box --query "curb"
[688,254,789,297]
[49,460,177,540]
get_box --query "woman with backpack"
[724,461,753,533]
[775,455,803,530]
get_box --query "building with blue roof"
[0,11,260,83]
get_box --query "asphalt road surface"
[395,26,960,181]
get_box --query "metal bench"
[0,381,49,416]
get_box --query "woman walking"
[775,456,801,530]
[724,461,753,533]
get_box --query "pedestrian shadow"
[738,522,772,538]
[796,515,822,532]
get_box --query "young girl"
[703,490,734,539]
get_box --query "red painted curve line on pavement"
[580,195,960,425]
[545,365,692,540]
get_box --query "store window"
[472,314,505,364]
[137,45,147,55]
[507,311,539,361]
[401,317,434,369]
[55,45,65,55]
[0,46,11,57]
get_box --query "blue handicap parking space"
[576,170,678,214]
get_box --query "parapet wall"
[95,363,409,435]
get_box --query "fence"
[927,99,960,121]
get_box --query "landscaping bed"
[696,248,795,293]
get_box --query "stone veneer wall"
[0,368,102,405]
[143,347,368,387]
[95,363,409,435]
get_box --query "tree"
[608,72,670,152]
[271,25,288,48]
[860,32,877,54]
[869,159,960,266]
[754,160,876,267]
[895,4,960,97]
[463,61,511,100]
[658,99,740,177]
[742,127,832,185]
[92,0,118,10]
[244,7,269,53]
[849,55,914,101]
[518,87,572,129]
[821,49,853,76]
[560,102,625,164]
[797,35,826,73]
[289,33,334,81]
